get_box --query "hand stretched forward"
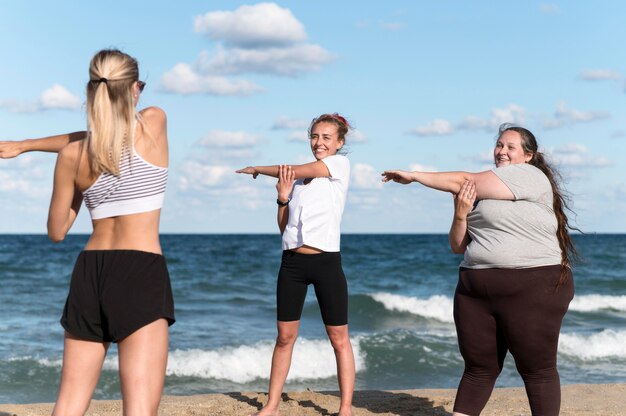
[276,165,295,201]
[381,170,414,185]
[0,141,25,159]
[236,166,259,179]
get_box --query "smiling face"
[494,130,533,167]
[310,121,344,160]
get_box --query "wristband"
[276,198,290,206]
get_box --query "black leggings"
[453,265,574,416]
[276,250,348,326]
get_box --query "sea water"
[0,234,624,403]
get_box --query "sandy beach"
[0,384,623,415]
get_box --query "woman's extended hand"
[453,180,476,218]
[0,141,25,159]
[235,166,259,179]
[381,170,414,185]
[276,165,295,202]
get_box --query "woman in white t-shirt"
[382,124,577,416]
[237,113,355,416]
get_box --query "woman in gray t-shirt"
[382,124,577,416]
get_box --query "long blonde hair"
[86,49,140,175]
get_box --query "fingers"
[277,165,295,183]
[381,170,396,183]
[459,180,476,202]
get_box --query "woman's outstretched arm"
[382,169,514,200]
[236,160,332,180]
[0,131,86,159]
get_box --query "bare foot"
[337,405,353,416]
[251,406,279,416]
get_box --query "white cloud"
[549,143,612,168]
[287,131,309,142]
[470,150,496,166]
[178,161,233,190]
[409,163,439,172]
[197,130,263,148]
[611,130,625,138]
[455,104,528,132]
[351,163,383,190]
[0,159,52,198]
[39,84,82,110]
[409,104,527,137]
[162,3,332,96]
[579,69,621,81]
[0,84,81,113]
[542,101,610,129]
[348,129,367,143]
[197,44,333,77]
[272,116,309,130]
[159,63,263,96]
[408,119,455,137]
[194,3,307,48]
[539,3,561,14]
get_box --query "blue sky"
[0,1,624,233]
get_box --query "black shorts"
[61,250,175,343]
[277,250,348,326]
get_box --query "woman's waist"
[86,219,161,254]
[289,245,324,255]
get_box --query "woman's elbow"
[48,231,65,243]
[450,246,466,255]
[47,224,67,243]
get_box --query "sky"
[0,1,624,234]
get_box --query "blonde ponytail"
[86,49,140,175]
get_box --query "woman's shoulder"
[324,154,350,166]
[137,106,167,145]
[58,138,84,162]
[139,106,167,123]
[496,163,544,177]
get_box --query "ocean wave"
[369,293,454,323]
[569,294,626,312]
[166,337,365,382]
[33,337,366,383]
[559,330,626,360]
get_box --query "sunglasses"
[137,80,146,93]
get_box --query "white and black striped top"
[83,151,168,220]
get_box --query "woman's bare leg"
[253,320,300,416]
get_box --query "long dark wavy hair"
[498,123,579,286]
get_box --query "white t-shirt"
[282,155,350,252]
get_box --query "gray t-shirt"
[461,163,562,269]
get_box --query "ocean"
[0,234,624,404]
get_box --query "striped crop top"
[83,151,168,220]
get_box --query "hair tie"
[99,78,108,84]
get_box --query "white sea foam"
[559,330,626,360]
[370,292,454,323]
[165,337,366,382]
[568,294,626,312]
[30,337,366,382]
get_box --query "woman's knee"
[276,330,298,348]
[326,326,351,351]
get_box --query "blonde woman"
[0,49,174,415]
